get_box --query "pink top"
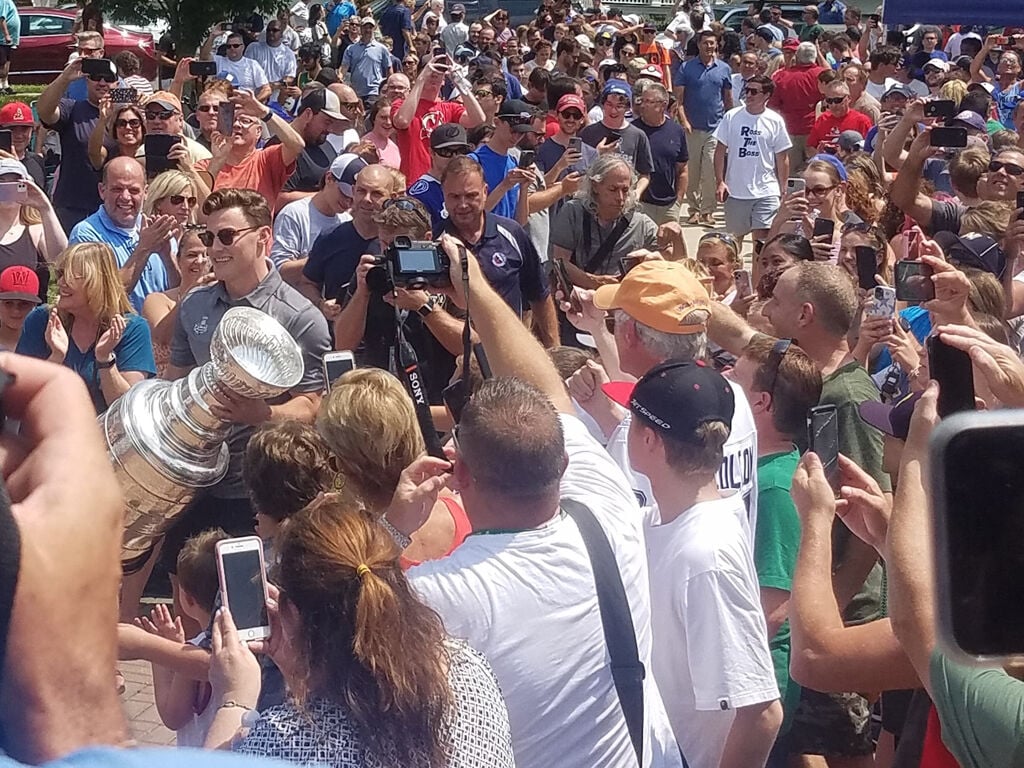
[367,132,402,170]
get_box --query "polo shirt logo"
[193,316,209,335]
[491,252,506,268]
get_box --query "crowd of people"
[0,1,1023,768]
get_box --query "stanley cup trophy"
[102,307,305,567]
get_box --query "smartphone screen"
[807,405,839,491]
[855,245,878,290]
[110,87,137,104]
[322,352,356,392]
[218,541,268,635]
[895,260,935,302]
[927,335,975,417]
[619,255,644,277]
[217,101,236,136]
[932,413,1024,657]
[812,218,835,239]
[930,126,968,148]
[189,60,218,77]
[0,130,12,153]
[552,260,582,314]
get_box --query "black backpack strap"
[562,497,645,765]
[583,215,631,275]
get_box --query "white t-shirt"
[712,106,791,200]
[409,415,684,768]
[175,632,216,748]
[244,41,297,85]
[864,77,898,101]
[326,129,362,154]
[645,494,779,768]
[214,55,270,91]
[605,378,759,542]
[270,197,351,267]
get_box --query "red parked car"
[12,8,158,85]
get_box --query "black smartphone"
[930,126,968,148]
[855,245,878,290]
[930,410,1024,657]
[110,87,137,104]
[217,101,236,136]
[923,99,956,120]
[895,259,935,302]
[619,254,645,276]
[1016,190,1024,219]
[518,149,535,168]
[552,259,582,314]
[753,239,765,256]
[0,130,12,153]
[144,134,181,177]
[442,377,469,424]
[812,218,835,239]
[807,404,840,492]
[927,334,975,417]
[472,342,492,379]
[190,59,218,77]
[81,57,115,78]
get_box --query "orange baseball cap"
[593,261,711,335]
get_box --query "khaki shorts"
[638,200,681,226]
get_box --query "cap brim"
[0,291,39,304]
[319,108,350,122]
[148,99,179,111]
[433,141,470,150]
[857,400,896,436]
[601,380,635,407]
[592,282,622,311]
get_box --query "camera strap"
[393,304,446,460]
[459,244,472,386]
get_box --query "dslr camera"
[366,236,451,293]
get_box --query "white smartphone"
[786,178,806,195]
[322,350,356,392]
[865,285,896,319]
[733,269,752,298]
[0,181,27,204]
[215,536,270,641]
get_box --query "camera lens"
[365,265,392,294]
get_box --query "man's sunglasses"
[763,338,792,398]
[989,160,1024,176]
[744,87,764,96]
[435,146,470,157]
[167,194,197,206]
[226,42,244,49]
[145,109,175,120]
[197,226,259,247]
[559,110,584,120]
[825,96,846,105]
[89,74,117,83]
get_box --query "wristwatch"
[416,299,436,319]
[97,352,117,370]
[260,109,274,123]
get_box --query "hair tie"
[356,563,371,578]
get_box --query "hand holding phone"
[322,350,356,392]
[734,269,752,298]
[552,259,582,314]
[855,245,878,291]
[895,259,935,302]
[215,537,270,641]
[927,334,975,417]
[807,404,840,492]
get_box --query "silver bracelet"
[380,515,412,549]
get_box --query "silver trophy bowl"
[102,307,305,567]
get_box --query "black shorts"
[157,493,256,575]
[788,688,875,757]
[0,45,13,67]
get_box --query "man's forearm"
[530,295,559,348]
[708,301,758,356]
[119,247,153,293]
[714,144,726,185]
[267,112,305,163]
[333,291,370,351]
[791,516,844,661]
[882,118,914,169]
[635,175,649,199]
[38,72,72,125]
[719,701,782,768]
[423,305,475,356]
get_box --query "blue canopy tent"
[883,0,1023,26]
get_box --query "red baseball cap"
[0,266,40,304]
[556,94,587,114]
[0,102,33,127]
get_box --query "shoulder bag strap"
[583,214,631,275]
[562,497,645,766]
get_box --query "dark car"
[13,8,159,85]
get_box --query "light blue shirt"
[68,206,171,311]
[341,40,391,98]
[0,0,20,46]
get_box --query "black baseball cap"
[430,122,470,150]
[603,360,735,441]
[497,98,536,131]
[298,87,348,121]
[933,230,1007,278]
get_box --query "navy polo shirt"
[438,213,549,316]
[631,117,689,206]
[408,174,447,233]
[674,57,733,132]
[303,221,380,300]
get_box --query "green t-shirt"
[929,649,1024,767]
[800,23,824,42]
[754,448,802,732]
[820,360,888,625]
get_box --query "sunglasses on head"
[89,74,117,83]
[145,109,175,120]
[763,338,793,398]
[989,159,1024,176]
[382,197,419,212]
[115,118,141,129]
[167,194,197,206]
[197,226,259,247]
[825,96,846,105]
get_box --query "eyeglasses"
[841,221,875,235]
[763,337,792,398]
[167,194,197,206]
[473,90,493,98]
[435,146,470,157]
[115,118,141,129]
[806,184,837,196]
[89,74,117,83]
[197,226,260,247]
[559,110,584,120]
[235,116,259,128]
[988,160,1024,176]
[145,109,175,120]
[825,96,847,105]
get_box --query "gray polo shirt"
[171,267,330,498]
[550,199,658,276]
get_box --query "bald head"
[100,157,146,228]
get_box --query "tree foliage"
[95,0,282,56]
